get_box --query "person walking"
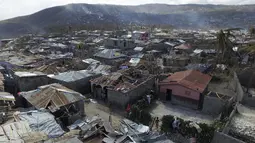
[109,112,112,126]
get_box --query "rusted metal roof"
[20,83,84,112]
[160,70,212,93]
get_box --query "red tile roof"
[160,70,212,93]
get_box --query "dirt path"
[85,101,123,129]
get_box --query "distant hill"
[0,3,255,38]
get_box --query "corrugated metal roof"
[0,92,15,101]
[20,84,84,112]
[15,110,65,138]
[15,71,46,77]
[161,70,212,93]
[51,70,98,82]
[94,49,127,59]
[0,121,48,142]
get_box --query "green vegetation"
[216,29,239,67]
[161,115,225,143]
[249,27,255,37]
[128,97,153,126]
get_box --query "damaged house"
[19,83,85,126]
[159,70,212,109]
[91,69,155,108]
[49,70,101,94]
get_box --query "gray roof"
[51,70,99,82]
[15,71,46,77]
[94,49,127,59]
[15,110,65,138]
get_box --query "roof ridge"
[179,70,193,82]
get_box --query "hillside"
[0,3,255,38]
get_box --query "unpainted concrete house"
[49,70,101,94]
[91,69,155,108]
[104,38,136,49]
[14,71,50,92]
[159,70,212,109]
[163,54,190,67]
[132,31,150,41]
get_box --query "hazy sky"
[0,0,254,20]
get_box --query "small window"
[124,41,126,47]
[114,41,117,46]
[185,91,191,95]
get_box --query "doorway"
[166,89,172,101]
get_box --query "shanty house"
[14,71,50,92]
[162,54,190,67]
[159,70,212,109]
[94,49,127,65]
[91,69,155,108]
[49,70,101,94]
[19,83,85,125]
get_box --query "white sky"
[0,0,254,20]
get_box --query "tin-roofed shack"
[49,70,101,94]
[91,68,155,108]
[19,83,85,126]
[14,71,50,92]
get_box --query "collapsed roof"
[91,68,154,93]
[19,83,84,112]
[14,110,65,138]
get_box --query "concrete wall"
[107,90,130,108]
[202,96,228,116]
[233,72,244,102]
[16,76,50,92]
[160,84,200,100]
[212,131,245,143]
[171,95,199,109]
[242,96,255,108]
[107,77,155,108]
[105,39,136,49]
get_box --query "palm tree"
[249,27,255,37]
[216,28,241,66]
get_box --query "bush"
[161,115,217,143]
[128,96,153,126]
[129,105,152,126]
